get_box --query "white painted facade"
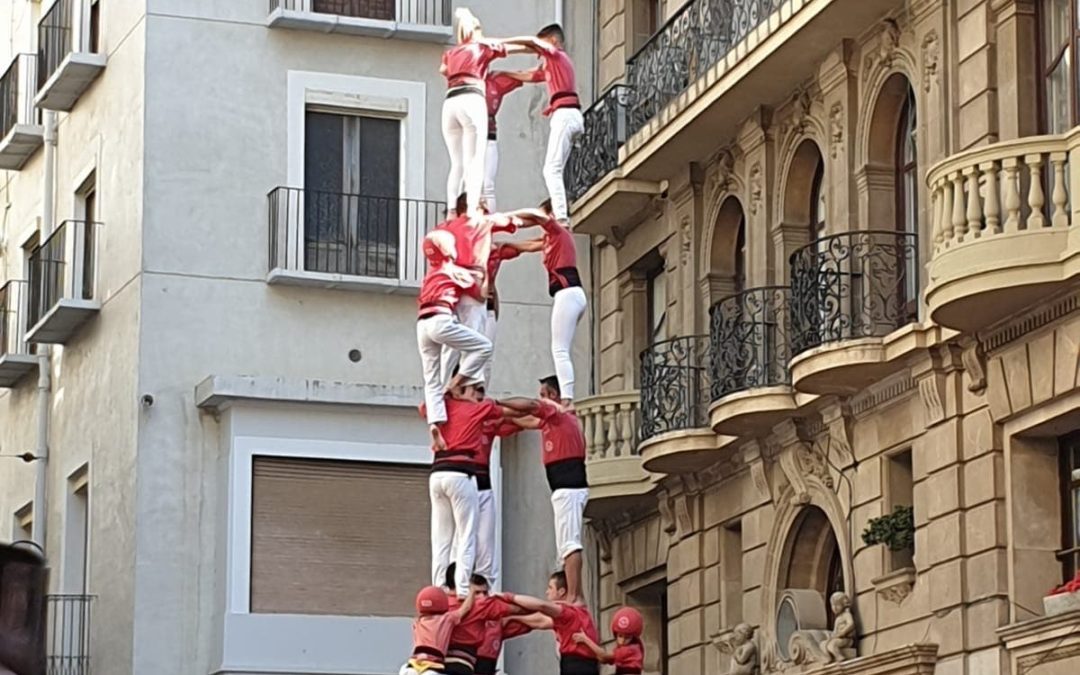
[0,1,596,674]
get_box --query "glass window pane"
[1048,54,1072,134]
[1073,487,1080,546]
[1045,0,1071,64]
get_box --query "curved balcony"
[708,286,797,436]
[578,391,655,518]
[639,336,729,474]
[789,231,918,395]
[926,133,1080,333]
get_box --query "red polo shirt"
[552,603,599,661]
[447,594,518,649]
[443,41,508,86]
[613,639,645,671]
[486,73,524,137]
[531,43,579,115]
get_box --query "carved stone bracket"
[871,567,917,605]
[819,402,855,469]
[921,30,940,93]
[743,440,773,503]
[959,336,987,393]
[775,419,821,503]
[657,489,677,535]
[913,344,964,428]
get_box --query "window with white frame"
[272,72,431,285]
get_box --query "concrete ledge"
[195,375,427,411]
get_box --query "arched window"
[780,507,846,625]
[706,197,748,303]
[810,157,826,243]
[895,85,918,315]
[1040,0,1078,133]
[734,216,747,295]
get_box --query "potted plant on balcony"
[1044,571,1080,616]
[862,505,915,553]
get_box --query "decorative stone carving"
[707,146,738,204]
[788,592,856,665]
[918,372,946,427]
[713,623,760,675]
[819,402,855,469]
[959,336,987,393]
[829,103,844,159]
[743,440,773,503]
[595,525,613,562]
[784,87,816,139]
[864,18,902,78]
[680,216,692,269]
[921,30,940,93]
[872,567,917,605]
[657,489,677,535]
[749,163,763,215]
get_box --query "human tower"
[405,9,648,675]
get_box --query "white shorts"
[550,487,589,560]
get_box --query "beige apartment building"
[0,1,594,674]
[571,1,1080,674]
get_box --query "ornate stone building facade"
[570,1,1080,674]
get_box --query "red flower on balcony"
[1049,571,1080,596]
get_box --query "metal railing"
[27,220,100,330]
[639,335,711,442]
[46,594,93,675]
[0,280,30,358]
[789,231,919,356]
[709,286,791,401]
[38,0,73,90]
[0,54,39,141]
[270,0,452,25]
[567,0,785,200]
[567,84,630,203]
[268,187,441,283]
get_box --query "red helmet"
[416,586,449,615]
[611,607,643,637]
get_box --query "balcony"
[268,187,439,292]
[267,0,453,43]
[708,286,798,436]
[26,220,101,345]
[789,231,918,395]
[578,391,655,518]
[925,132,1080,333]
[35,0,106,112]
[0,280,38,387]
[46,594,93,675]
[639,335,731,474]
[0,54,43,170]
[569,0,897,235]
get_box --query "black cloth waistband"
[551,91,580,105]
[615,669,642,675]
[545,458,588,491]
[445,662,474,675]
[431,453,477,475]
[476,472,492,491]
[548,267,583,297]
[447,85,484,99]
[487,131,497,141]
[559,655,600,675]
[413,645,446,661]
[486,297,496,310]
[474,657,498,675]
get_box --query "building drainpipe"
[32,110,57,552]
[554,0,562,26]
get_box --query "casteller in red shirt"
[418,397,504,474]
[528,42,579,116]
[475,619,532,673]
[612,639,645,673]
[534,398,588,492]
[475,419,521,491]
[486,73,524,139]
[445,594,519,673]
[552,602,601,666]
[539,217,580,296]
[442,41,509,89]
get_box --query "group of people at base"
[407,8,650,674]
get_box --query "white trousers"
[550,286,587,401]
[543,107,585,222]
[474,488,499,587]
[482,139,499,213]
[440,295,490,388]
[482,309,497,386]
[417,313,492,424]
[430,471,478,597]
[551,487,589,560]
[442,93,488,214]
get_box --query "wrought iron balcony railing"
[46,594,93,675]
[640,335,711,442]
[37,0,74,90]
[790,231,919,356]
[268,187,441,283]
[567,85,630,203]
[709,286,791,401]
[0,54,39,140]
[0,280,30,358]
[27,220,100,331]
[567,0,784,200]
[270,0,452,25]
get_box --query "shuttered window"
[250,457,429,617]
